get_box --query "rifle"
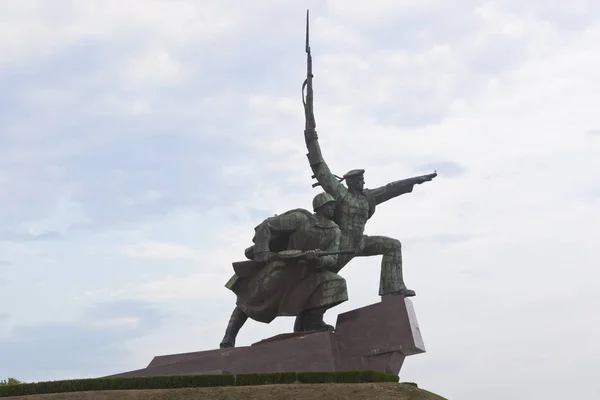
[232,249,355,278]
[302,9,316,139]
[299,12,437,190]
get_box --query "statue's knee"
[244,245,255,260]
[389,239,401,250]
[331,277,347,290]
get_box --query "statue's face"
[347,175,365,191]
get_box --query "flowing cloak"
[225,209,348,324]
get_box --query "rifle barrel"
[318,250,356,256]
[306,10,310,53]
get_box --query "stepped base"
[106,296,425,378]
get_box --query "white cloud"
[0,0,242,67]
[90,316,140,330]
[122,47,184,87]
[1,2,600,398]
[121,241,203,261]
[131,272,230,301]
[324,0,443,25]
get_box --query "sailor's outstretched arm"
[370,172,437,205]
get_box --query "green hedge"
[235,372,298,386]
[0,375,235,397]
[0,370,398,397]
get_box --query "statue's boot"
[219,306,248,348]
[296,307,334,332]
[389,287,416,297]
[293,313,305,333]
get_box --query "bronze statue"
[220,192,353,348]
[301,10,437,297]
[218,11,437,349]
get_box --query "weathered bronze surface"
[220,192,351,348]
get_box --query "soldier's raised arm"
[369,172,438,206]
[302,10,347,200]
[305,134,347,200]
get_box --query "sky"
[0,0,599,399]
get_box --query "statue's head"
[343,169,365,192]
[312,192,337,218]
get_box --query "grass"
[2,383,447,400]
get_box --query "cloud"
[127,272,231,301]
[0,2,306,233]
[0,231,63,243]
[0,2,599,399]
[0,0,247,68]
[415,161,465,178]
[121,241,203,261]
[0,300,165,381]
[587,129,600,136]
[409,233,480,246]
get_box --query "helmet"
[312,192,336,211]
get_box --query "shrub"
[0,375,234,397]
[402,381,419,387]
[0,378,21,386]
[0,370,398,397]
[235,372,296,386]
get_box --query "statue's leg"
[358,235,416,297]
[219,306,249,348]
[294,273,347,333]
[294,306,334,332]
[330,233,358,273]
[293,313,305,332]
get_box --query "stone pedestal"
[106,296,425,378]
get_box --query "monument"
[106,10,437,379]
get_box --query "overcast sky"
[1,1,599,399]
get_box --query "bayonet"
[302,9,316,133]
[305,9,310,54]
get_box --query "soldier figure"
[303,133,436,297]
[220,192,350,348]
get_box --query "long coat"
[226,209,348,324]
